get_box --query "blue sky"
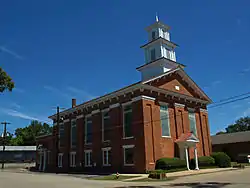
[0,0,250,135]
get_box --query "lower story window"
[102,147,111,166]
[58,153,63,168]
[84,150,92,167]
[70,152,76,167]
[123,145,134,166]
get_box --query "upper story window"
[160,104,171,137]
[188,110,197,136]
[85,116,92,144]
[59,123,64,148]
[123,104,133,138]
[150,49,156,61]
[102,110,110,142]
[71,119,77,148]
[152,31,156,40]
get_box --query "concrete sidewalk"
[122,167,238,181]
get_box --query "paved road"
[0,168,250,188]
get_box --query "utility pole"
[1,121,10,169]
[52,106,65,171]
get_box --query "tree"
[216,131,226,135]
[12,120,52,146]
[216,116,250,135]
[0,67,14,92]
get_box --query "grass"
[88,175,140,181]
[130,177,177,182]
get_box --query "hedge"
[211,152,231,168]
[190,156,215,168]
[155,158,186,170]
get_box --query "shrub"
[190,156,215,167]
[211,152,231,168]
[155,158,186,170]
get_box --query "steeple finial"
[156,12,159,22]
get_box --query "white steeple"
[136,17,185,81]
[156,13,159,22]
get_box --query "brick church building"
[36,17,212,173]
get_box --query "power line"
[209,91,250,105]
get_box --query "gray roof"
[211,131,250,145]
[0,146,36,151]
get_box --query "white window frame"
[188,109,197,136]
[85,115,92,145]
[84,150,92,167]
[71,118,77,148]
[123,145,135,166]
[102,109,110,142]
[159,102,171,138]
[122,102,133,139]
[70,152,76,167]
[58,153,63,168]
[102,147,111,166]
[58,122,64,148]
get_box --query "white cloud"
[239,67,250,75]
[0,46,23,60]
[0,108,50,123]
[10,102,21,109]
[44,85,72,98]
[67,86,96,100]
[243,108,250,117]
[211,80,222,86]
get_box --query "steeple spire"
[156,12,159,22]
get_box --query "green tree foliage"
[0,67,14,92]
[10,120,52,146]
[216,116,250,135]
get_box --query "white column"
[39,153,42,171]
[185,146,190,170]
[43,151,46,171]
[194,147,199,170]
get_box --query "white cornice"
[132,95,156,102]
[174,103,185,108]
[76,114,84,119]
[63,119,70,123]
[109,103,120,109]
[200,108,208,113]
[159,101,169,106]
[91,109,100,115]
[122,101,133,106]
[101,108,109,113]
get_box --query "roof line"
[140,37,178,48]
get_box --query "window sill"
[70,165,76,168]
[85,165,92,167]
[103,164,111,167]
[122,137,134,140]
[85,143,92,145]
[102,140,110,143]
[58,166,63,168]
[124,164,134,167]
[162,136,171,138]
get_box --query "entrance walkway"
[122,167,237,181]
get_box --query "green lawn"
[88,175,140,181]
[130,177,176,182]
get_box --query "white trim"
[84,150,92,167]
[109,103,120,109]
[142,67,180,84]
[58,153,63,168]
[71,119,77,148]
[187,107,196,112]
[63,119,70,123]
[132,95,156,102]
[123,145,135,166]
[122,144,135,149]
[122,101,132,106]
[122,136,134,140]
[92,109,100,115]
[102,110,110,142]
[85,116,92,145]
[101,108,110,113]
[174,103,185,108]
[70,152,76,167]
[102,147,111,166]
[76,114,84,119]
[160,104,171,137]
[86,114,91,118]
[122,103,133,139]
[200,108,208,113]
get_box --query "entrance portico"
[176,132,199,171]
